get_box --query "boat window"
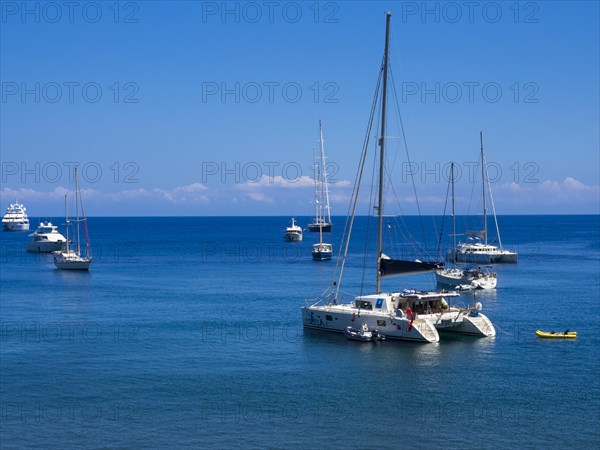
[325,315,333,321]
[355,300,372,310]
[377,320,386,326]
[375,298,384,309]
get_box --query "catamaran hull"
[450,251,517,264]
[435,312,496,337]
[301,307,439,343]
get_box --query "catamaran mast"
[376,11,391,294]
[480,131,487,246]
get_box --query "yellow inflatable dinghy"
[535,330,577,339]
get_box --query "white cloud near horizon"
[1,182,210,205]
[1,177,598,214]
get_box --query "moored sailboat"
[436,162,497,289]
[311,121,333,261]
[301,12,495,343]
[307,121,332,232]
[53,168,92,270]
[448,133,518,264]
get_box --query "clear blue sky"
[1,1,598,216]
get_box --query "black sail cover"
[379,257,444,277]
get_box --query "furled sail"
[379,254,444,277]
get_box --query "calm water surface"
[1,215,599,448]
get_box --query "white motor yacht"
[27,222,67,253]
[2,200,30,231]
[283,217,302,242]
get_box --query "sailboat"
[311,121,333,260]
[301,12,495,343]
[448,133,518,264]
[436,162,497,289]
[53,167,92,270]
[307,121,332,232]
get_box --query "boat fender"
[351,313,356,322]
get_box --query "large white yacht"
[27,222,67,253]
[283,217,302,242]
[2,200,30,231]
[301,12,496,343]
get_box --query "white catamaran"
[301,12,495,343]
[436,162,498,289]
[53,168,92,270]
[448,133,518,264]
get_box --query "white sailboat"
[448,133,518,264]
[283,217,302,242]
[53,168,92,270]
[301,12,495,343]
[311,121,333,261]
[436,162,498,289]
[307,121,332,232]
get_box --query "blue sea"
[1,215,599,448]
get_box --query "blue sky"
[1,1,598,216]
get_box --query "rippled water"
[1,215,599,448]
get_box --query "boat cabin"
[353,290,458,317]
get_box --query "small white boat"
[53,250,92,270]
[2,200,30,231]
[449,241,518,264]
[436,266,497,290]
[53,168,92,270]
[283,217,302,242]
[312,242,333,261]
[344,323,385,342]
[27,222,67,253]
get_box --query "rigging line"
[483,147,503,249]
[389,64,429,252]
[333,61,383,302]
[361,88,383,296]
[466,151,479,218]
[436,167,451,260]
[381,158,422,257]
[360,145,378,298]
